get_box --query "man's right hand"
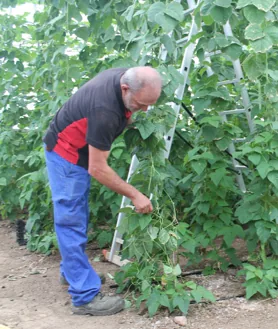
[131,192,153,214]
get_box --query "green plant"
[238,259,278,299]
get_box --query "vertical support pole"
[109,155,139,261]
[164,0,199,158]
[223,21,255,134]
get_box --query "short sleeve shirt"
[43,68,130,169]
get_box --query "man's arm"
[88,145,152,214]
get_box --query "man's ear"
[121,84,129,94]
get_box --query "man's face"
[122,87,160,113]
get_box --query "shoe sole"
[72,300,125,316]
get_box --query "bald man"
[43,67,162,316]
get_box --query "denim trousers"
[44,147,101,306]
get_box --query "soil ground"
[0,221,277,329]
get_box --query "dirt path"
[0,221,277,329]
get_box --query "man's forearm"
[89,164,138,200]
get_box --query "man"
[43,66,162,316]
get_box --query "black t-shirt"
[43,68,129,169]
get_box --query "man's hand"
[131,192,153,214]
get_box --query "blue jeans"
[44,147,101,306]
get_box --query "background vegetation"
[0,0,278,316]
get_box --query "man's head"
[120,66,162,113]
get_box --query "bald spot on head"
[121,66,162,94]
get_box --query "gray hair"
[121,66,162,92]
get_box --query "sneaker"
[72,293,125,316]
[60,273,106,285]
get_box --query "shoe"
[72,293,125,316]
[60,272,106,285]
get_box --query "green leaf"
[267,70,278,81]
[68,66,80,79]
[242,53,266,80]
[192,98,211,115]
[248,153,261,165]
[237,0,275,11]
[181,239,197,253]
[129,217,140,231]
[136,121,156,140]
[257,159,270,179]
[246,283,258,299]
[210,168,226,186]
[255,221,271,243]
[172,295,190,314]
[118,207,134,214]
[122,4,135,22]
[167,236,178,251]
[164,1,184,21]
[191,160,207,175]
[147,2,165,22]
[253,0,275,11]
[173,264,182,276]
[245,24,265,40]
[203,290,216,302]
[97,231,112,248]
[214,0,231,8]
[223,44,242,60]
[202,125,217,142]
[26,213,40,233]
[267,171,278,189]
[215,136,230,151]
[178,173,193,185]
[68,4,82,22]
[270,240,278,255]
[214,34,230,48]
[200,115,220,127]
[269,160,278,170]
[243,6,265,23]
[168,66,184,85]
[159,228,170,244]
[74,27,90,41]
[191,289,203,303]
[251,35,273,52]
[222,225,245,246]
[128,40,144,62]
[16,61,24,71]
[103,26,115,42]
[198,203,210,214]
[159,294,171,308]
[210,5,232,24]
[161,35,174,54]
[139,214,152,230]
[0,177,7,186]
[246,271,256,280]
[163,264,173,274]
[155,12,178,33]
[147,290,160,316]
[148,226,159,240]
[203,15,214,25]
[264,26,278,44]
